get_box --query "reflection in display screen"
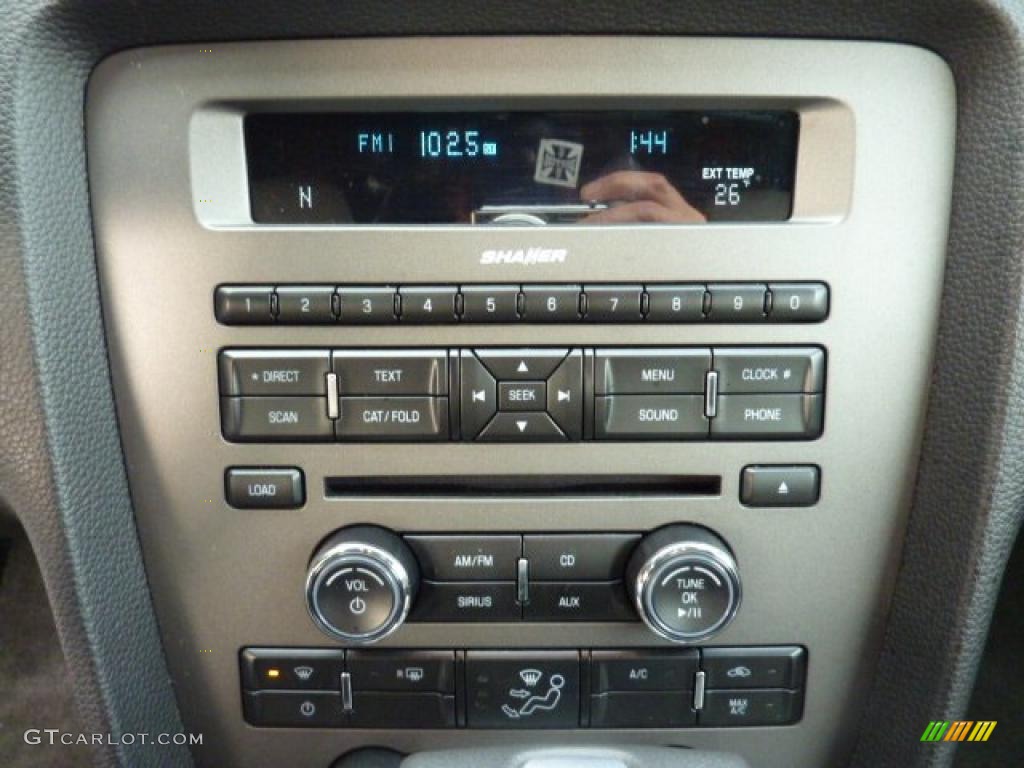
[245,110,799,225]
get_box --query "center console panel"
[86,37,955,768]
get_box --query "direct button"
[225,468,304,509]
[405,535,521,581]
[740,466,820,507]
[499,381,546,411]
[595,349,710,394]
[714,348,825,394]
[219,350,330,396]
[524,534,639,581]
[333,350,447,396]
[591,650,698,692]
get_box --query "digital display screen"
[245,110,799,225]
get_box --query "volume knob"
[626,525,741,644]
[305,526,420,645]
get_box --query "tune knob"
[305,526,419,645]
[626,525,741,644]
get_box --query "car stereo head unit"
[88,36,954,768]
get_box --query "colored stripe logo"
[921,721,997,742]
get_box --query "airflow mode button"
[219,350,330,396]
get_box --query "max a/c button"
[225,468,304,509]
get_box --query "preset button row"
[215,283,829,325]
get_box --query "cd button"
[336,287,398,324]
[524,534,639,581]
[498,381,546,411]
[477,412,566,442]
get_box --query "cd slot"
[324,474,720,498]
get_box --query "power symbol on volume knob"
[305,526,420,645]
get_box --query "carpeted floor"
[0,528,93,767]
[954,535,1024,766]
